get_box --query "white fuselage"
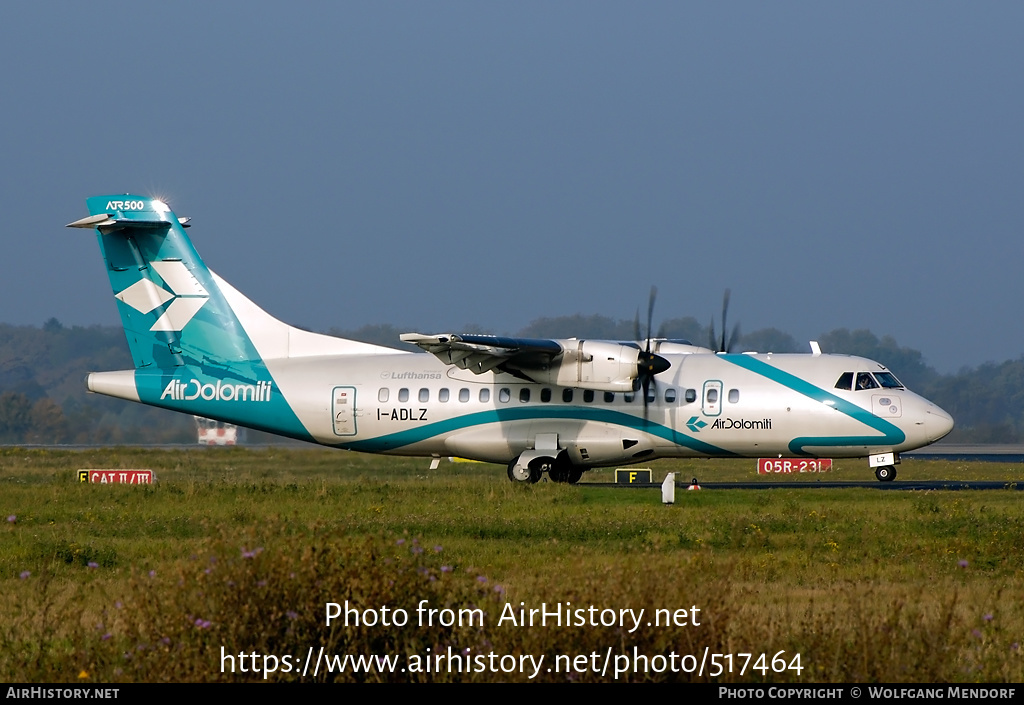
[259,349,953,466]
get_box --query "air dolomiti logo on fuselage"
[160,379,273,402]
[710,417,773,430]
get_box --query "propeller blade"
[726,322,741,354]
[720,289,731,352]
[637,350,669,420]
[634,285,666,421]
[646,285,657,352]
[710,288,740,352]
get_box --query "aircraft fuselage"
[72,194,954,483]
[91,346,952,468]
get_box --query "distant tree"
[923,357,1024,442]
[816,328,936,390]
[656,317,706,344]
[0,392,32,442]
[737,327,801,354]
[517,314,634,340]
[26,398,67,443]
[325,324,421,352]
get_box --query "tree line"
[0,316,1019,444]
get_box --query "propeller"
[635,286,671,417]
[709,288,741,353]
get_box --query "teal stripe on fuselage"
[342,406,735,456]
[133,365,315,443]
[720,354,906,455]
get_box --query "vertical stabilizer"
[69,196,257,371]
[69,195,341,441]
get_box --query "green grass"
[1,447,1022,682]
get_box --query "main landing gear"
[507,458,544,483]
[874,465,897,482]
[507,454,583,484]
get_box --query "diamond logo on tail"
[114,261,209,332]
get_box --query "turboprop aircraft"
[68,195,954,483]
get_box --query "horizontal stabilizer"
[67,214,174,230]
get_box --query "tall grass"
[1,448,1021,682]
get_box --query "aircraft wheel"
[875,465,897,482]
[528,458,551,483]
[507,462,535,483]
[548,456,578,483]
[507,459,544,483]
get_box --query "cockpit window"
[875,371,905,389]
[835,372,853,391]
[856,372,879,390]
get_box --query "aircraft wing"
[400,333,563,376]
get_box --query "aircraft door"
[332,386,357,436]
[702,380,722,417]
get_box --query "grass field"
[1,447,1021,682]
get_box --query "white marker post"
[662,472,675,504]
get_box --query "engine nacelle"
[524,340,644,393]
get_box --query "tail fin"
[69,195,401,440]
[69,195,397,369]
[69,196,255,369]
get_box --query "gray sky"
[3,2,1022,373]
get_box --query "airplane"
[68,195,954,483]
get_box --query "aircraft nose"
[924,405,954,443]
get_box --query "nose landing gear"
[875,465,897,482]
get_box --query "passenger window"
[583,390,595,403]
[665,388,677,403]
[398,388,409,402]
[856,373,879,391]
[519,388,530,403]
[646,387,656,403]
[604,392,615,403]
[835,373,854,391]
[459,388,470,402]
[624,392,635,403]
[541,388,551,402]
[562,389,574,403]
[685,389,697,403]
[378,388,389,403]
[439,388,449,403]
[706,388,719,404]
[728,389,739,403]
[499,388,511,403]
[479,388,490,403]
[419,388,429,403]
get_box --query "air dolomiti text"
[161,379,273,402]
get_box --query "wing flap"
[400,333,563,377]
